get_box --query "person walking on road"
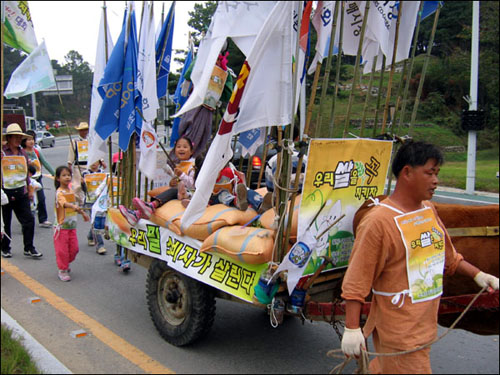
[1,123,42,258]
[22,130,55,228]
[341,141,499,374]
[53,166,90,281]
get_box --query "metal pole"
[328,1,345,135]
[466,1,479,194]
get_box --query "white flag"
[180,1,294,230]
[138,1,159,122]
[88,8,114,166]
[138,120,158,180]
[4,40,55,99]
[137,1,160,180]
[173,1,277,118]
[91,180,109,224]
[362,1,420,74]
[308,1,337,75]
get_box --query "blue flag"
[95,12,127,142]
[95,5,141,151]
[156,2,175,99]
[118,6,140,151]
[421,1,442,20]
[170,41,193,147]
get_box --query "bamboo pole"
[397,1,424,134]
[256,127,270,188]
[409,4,442,136]
[328,1,345,135]
[391,59,408,133]
[306,63,322,137]
[381,1,403,134]
[316,1,340,137]
[360,56,378,137]
[343,1,371,138]
[372,56,386,137]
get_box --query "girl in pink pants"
[53,166,89,281]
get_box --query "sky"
[28,1,198,73]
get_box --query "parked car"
[52,120,62,129]
[36,131,55,148]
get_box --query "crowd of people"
[1,121,121,281]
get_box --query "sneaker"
[1,249,12,258]
[96,246,107,255]
[87,238,96,246]
[24,248,43,258]
[120,260,131,272]
[119,205,139,226]
[58,270,71,282]
[39,221,52,228]
[114,254,123,267]
[235,183,248,211]
[132,198,154,219]
[258,192,274,214]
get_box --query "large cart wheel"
[146,259,216,346]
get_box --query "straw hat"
[75,122,89,130]
[4,123,28,139]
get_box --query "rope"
[327,286,488,374]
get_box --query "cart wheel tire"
[146,259,216,346]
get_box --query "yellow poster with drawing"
[394,207,445,303]
[298,139,393,275]
[76,140,89,163]
[1,155,28,189]
[203,65,228,110]
[84,173,107,203]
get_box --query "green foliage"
[188,1,217,47]
[1,325,41,374]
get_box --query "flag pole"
[360,55,378,137]
[101,0,115,207]
[278,1,303,263]
[397,0,424,134]
[343,1,370,138]
[316,1,340,137]
[328,0,344,136]
[381,1,403,133]
[409,3,442,136]
[391,59,408,133]
[372,55,386,137]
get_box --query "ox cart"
[106,138,499,346]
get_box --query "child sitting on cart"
[120,136,197,225]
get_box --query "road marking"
[1,260,175,374]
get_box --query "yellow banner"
[107,208,267,303]
[298,139,393,275]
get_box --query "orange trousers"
[369,329,432,374]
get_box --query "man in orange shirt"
[341,141,498,373]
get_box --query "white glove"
[341,327,366,357]
[474,271,499,292]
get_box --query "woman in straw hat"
[1,123,42,258]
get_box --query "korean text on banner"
[2,1,38,54]
[294,139,392,281]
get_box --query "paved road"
[1,138,498,374]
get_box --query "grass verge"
[1,324,42,374]
[439,149,499,193]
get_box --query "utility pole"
[466,1,479,194]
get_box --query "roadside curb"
[1,308,72,374]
